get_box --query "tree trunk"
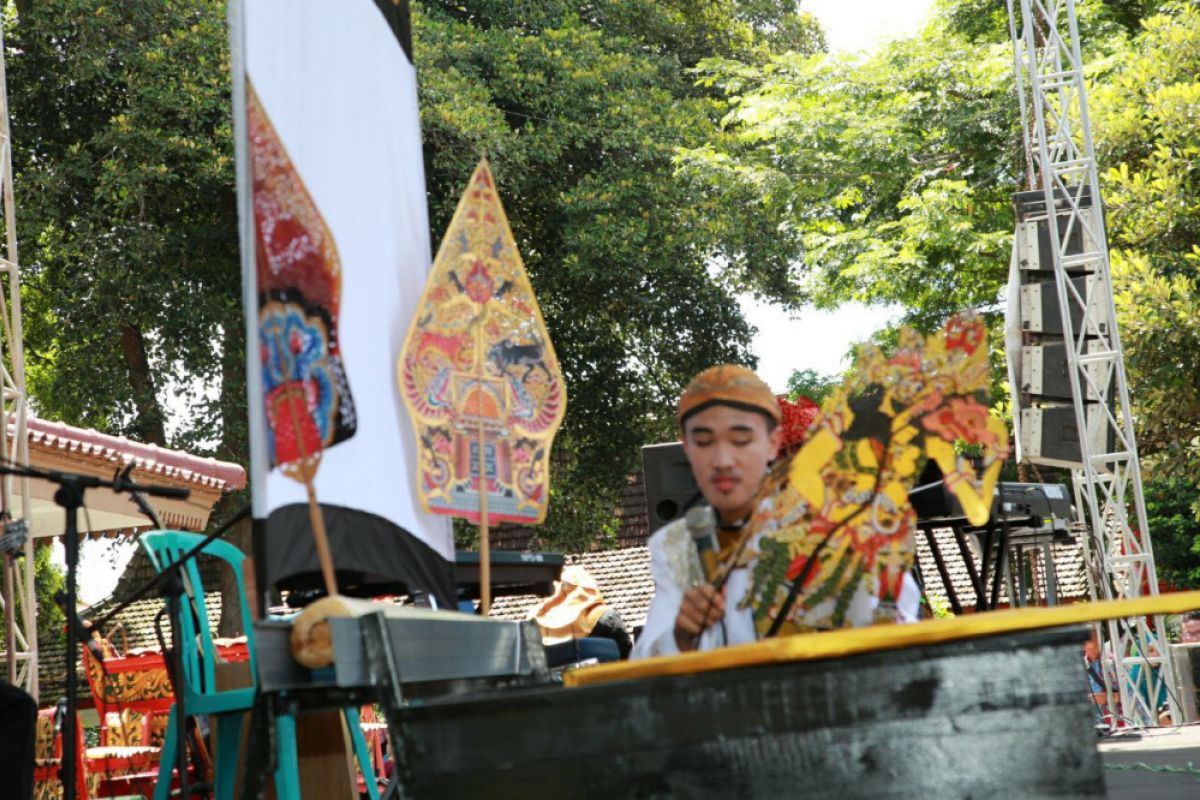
[120,323,167,446]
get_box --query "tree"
[1143,476,1200,590]
[7,0,248,635]
[0,542,65,645]
[1091,2,1200,580]
[673,0,1170,326]
[785,367,836,404]
[6,0,827,568]
[414,0,824,549]
[678,0,1200,572]
[675,19,1021,325]
[7,0,244,461]
[1092,2,1200,484]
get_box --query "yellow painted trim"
[563,590,1200,688]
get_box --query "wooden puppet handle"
[478,414,491,615]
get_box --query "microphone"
[54,590,105,660]
[685,505,720,583]
[112,464,191,499]
[53,697,67,733]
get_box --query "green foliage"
[1143,476,1200,589]
[32,543,65,640]
[677,16,1022,326]
[7,0,244,459]
[415,0,823,549]
[676,0,1181,330]
[785,367,836,404]
[940,0,1169,43]
[0,542,65,644]
[1091,3,1200,484]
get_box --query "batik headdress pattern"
[744,314,1009,637]
[399,159,566,524]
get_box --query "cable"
[1104,761,1200,775]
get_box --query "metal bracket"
[362,611,412,800]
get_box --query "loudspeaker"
[1013,186,1100,276]
[1021,339,1110,402]
[1019,274,1107,337]
[641,442,700,531]
[1009,185,1118,471]
[1020,404,1114,469]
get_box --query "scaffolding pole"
[0,19,35,700]
[1007,0,1176,726]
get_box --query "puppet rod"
[476,322,492,615]
[271,323,339,599]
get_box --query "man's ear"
[768,423,784,454]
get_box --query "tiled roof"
[490,474,650,551]
[26,417,246,491]
[104,547,227,607]
[914,525,1090,610]
[489,546,652,630]
[616,473,650,548]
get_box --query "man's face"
[681,404,781,524]
[1182,617,1200,644]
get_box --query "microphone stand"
[0,461,189,800]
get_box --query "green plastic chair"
[140,530,379,800]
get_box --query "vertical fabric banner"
[232,0,455,605]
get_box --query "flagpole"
[229,0,268,524]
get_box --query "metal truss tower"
[1006,0,1175,726]
[0,21,35,699]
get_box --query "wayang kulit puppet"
[741,314,1010,637]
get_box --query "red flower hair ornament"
[776,395,820,458]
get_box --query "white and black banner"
[231,0,454,604]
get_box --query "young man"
[631,365,782,659]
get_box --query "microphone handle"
[696,545,720,584]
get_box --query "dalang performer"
[632,313,1009,658]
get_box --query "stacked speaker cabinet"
[1012,187,1114,469]
[641,442,699,531]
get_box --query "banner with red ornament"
[234,0,455,605]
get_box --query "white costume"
[631,517,922,660]
[631,518,756,659]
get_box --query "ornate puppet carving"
[400,159,566,525]
[744,314,1009,636]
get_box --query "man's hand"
[673,584,725,652]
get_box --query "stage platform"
[1101,725,1200,799]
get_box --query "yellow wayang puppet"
[743,314,1009,637]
